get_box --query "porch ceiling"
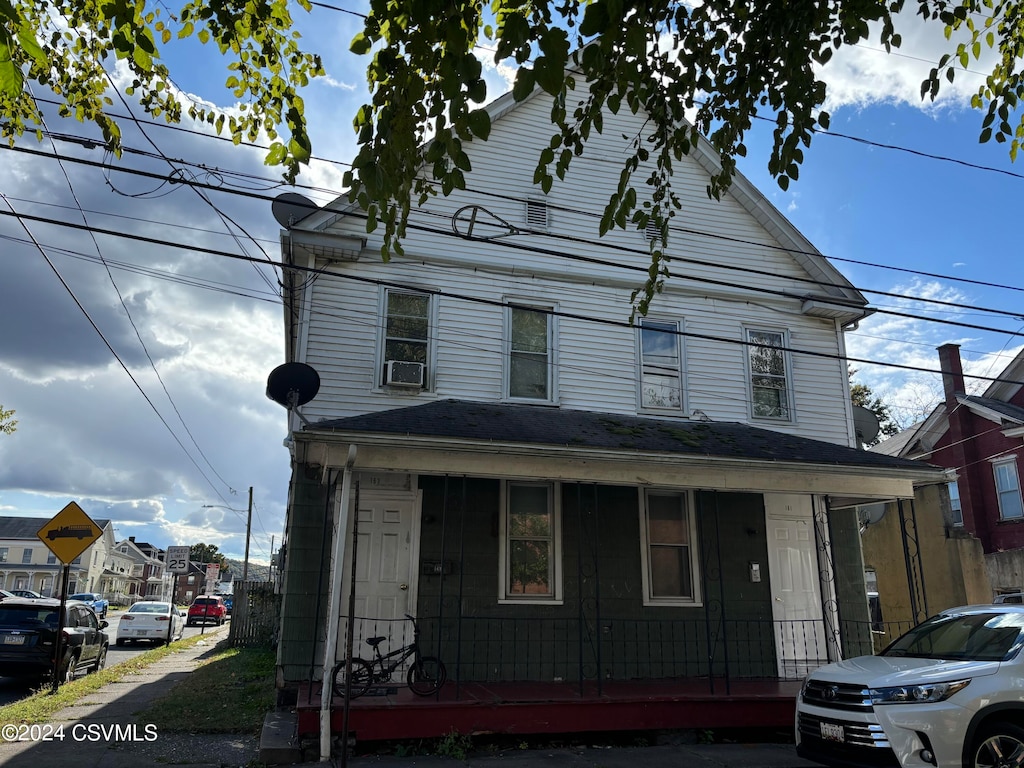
[296,400,942,499]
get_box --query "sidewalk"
[0,627,818,768]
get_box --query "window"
[46,551,56,565]
[0,548,7,563]
[639,319,683,411]
[948,480,964,526]
[21,548,31,564]
[993,458,1024,520]
[747,329,791,419]
[639,490,700,605]
[507,305,552,401]
[381,289,430,387]
[499,482,561,603]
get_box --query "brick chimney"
[938,343,966,406]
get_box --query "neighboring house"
[172,561,208,605]
[113,537,169,601]
[272,72,944,741]
[876,343,1024,596]
[0,515,114,596]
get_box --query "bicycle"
[332,614,447,698]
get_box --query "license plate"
[820,722,844,742]
[2,635,26,645]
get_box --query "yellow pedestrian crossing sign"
[37,501,103,564]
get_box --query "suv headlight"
[868,679,971,704]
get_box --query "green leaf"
[580,2,611,36]
[350,32,372,55]
[467,109,491,140]
[512,67,535,101]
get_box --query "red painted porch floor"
[295,678,802,742]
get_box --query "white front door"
[341,490,421,653]
[765,494,828,678]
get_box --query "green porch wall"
[830,505,873,659]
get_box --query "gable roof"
[307,399,934,474]
[283,61,868,321]
[960,395,1024,426]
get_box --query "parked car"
[796,604,1024,768]
[0,598,109,683]
[116,601,185,646]
[68,592,108,618]
[993,592,1024,604]
[0,590,17,601]
[222,595,233,615]
[11,589,44,599]
[186,595,227,626]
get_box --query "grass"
[138,645,276,733]
[0,632,214,725]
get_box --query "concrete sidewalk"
[0,627,818,768]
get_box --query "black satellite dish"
[266,362,320,408]
[272,192,318,228]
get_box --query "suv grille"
[798,713,889,748]
[802,679,872,710]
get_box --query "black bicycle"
[332,614,447,698]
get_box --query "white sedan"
[115,601,185,646]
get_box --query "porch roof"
[298,400,942,499]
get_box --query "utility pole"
[268,535,275,582]
[243,486,253,582]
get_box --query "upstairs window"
[21,548,31,564]
[499,481,561,603]
[507,305,553,401]
[994,458,1023,521]
[382,289,430,389]
[747,329,791,420]
[0,548,7,563]
[639,319,683,411]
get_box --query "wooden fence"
[228,580,280,648]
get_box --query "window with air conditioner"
[381,289,431,390]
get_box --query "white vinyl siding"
[993,458,1023,521]
[499,481,562,604]
[639,489,700,606]
[746,328,793,421]
[638,319,684,412]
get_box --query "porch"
[294,615,899,743]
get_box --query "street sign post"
[36,501,103,692]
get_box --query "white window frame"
[498,481,563,605]
[637,317,685,413]
[744,327,794,422]
[638,488,702,607]
[993,457,1024,521]
[504,302,557,403]
[948,480,964,526]
[377,287,435,391]
[21,548,31,565]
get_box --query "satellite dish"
[266,362,320,408]
[858,502,888,528]
[853,406,880,445]
[272,193,317,228]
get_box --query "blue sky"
[0,3,1022,562]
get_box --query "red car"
[186,595,227,626]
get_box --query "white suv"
[796,604,1024,768]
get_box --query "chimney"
[129,536,135,542]
[938,343,966,407]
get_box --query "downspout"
[320,445,357,762]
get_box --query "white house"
[272,72,943,741]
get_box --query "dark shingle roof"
[310,400,935,472]
[0,516,111,540]
[962,395,1024,425]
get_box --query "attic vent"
[644,220,661,242]
[526,199,549,228]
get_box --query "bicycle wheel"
[407,656,446,695]
[332,658,373,699]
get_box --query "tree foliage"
[4,0,1024,308]
[0,0,323,181]
[0,405,16,435]
[850,369,901,446]
[190,542,228,570]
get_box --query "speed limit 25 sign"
[166,545,191,574]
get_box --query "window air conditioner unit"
[384,360,426,387]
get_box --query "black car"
[0,598,109,683]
